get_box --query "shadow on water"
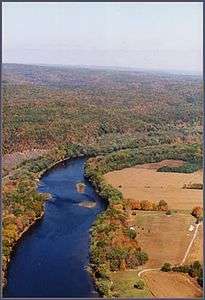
[3,158,107,298]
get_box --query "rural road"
[138,222,201,278]
[180,222,200,265]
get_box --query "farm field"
[109,210,203,298]
[104,160,203,210]
[104,159,203,297]
[142,271,203,298]
[130,211,202,267]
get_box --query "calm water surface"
[4,158,106,298]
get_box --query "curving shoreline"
[3,211,45,288]
[3,157,106,298]
[3,154,91,292]
[2,163,60,289]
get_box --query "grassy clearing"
[110,270,152,298]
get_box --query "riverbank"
[2,211,45,288]
[2,143,113,291]
[2,152,70,288]
[3,157,107,298]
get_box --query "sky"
[2,2,203,73]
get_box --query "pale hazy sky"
[2,2,203,73]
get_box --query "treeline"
[3,175,47,287]
[87,143,202,175]
[85,165,148,297]
[157,162,201,173]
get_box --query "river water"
[4,158,106,298]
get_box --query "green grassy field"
[110,270,152,298]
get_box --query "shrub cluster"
[157,162,201,173]
[183,182,203,190]
[125,198,168,212]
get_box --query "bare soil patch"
[142,271,203,298]
[3,149,48,172]
[104,162,202,210]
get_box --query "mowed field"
[104,160,203,298]
[130,211,200,267]
[104,160,203,210]
[142,271,203,298]
[110,270,152,298]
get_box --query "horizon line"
[2,61,202,76]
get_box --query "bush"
[166,210,172,215]
[96,278,112,297]
[140,200,154,211]
[172,265,190,273]
[134,279,145,289]
[161,263,172,272]
[96,264,110,279]
[191,207,203,223]
[108,248,128,271]
[158,200,168,211]
[189,261,202,278]
[126,228,137,239]
[183,183,203,190]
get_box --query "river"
[4,158,106,298]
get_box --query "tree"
[134,279,145,289]
[140,200,153,211]
[127,227,137,239]
[161,263,171,272]
[125,251,148,268]
[189,261,202,278]
[191,207,203,223]
[158,200,168,211]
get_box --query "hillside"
[3,64,203,155]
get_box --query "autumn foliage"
[191,206,203,222]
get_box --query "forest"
[3,64,202,155]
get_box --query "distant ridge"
[2,62,202,77]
